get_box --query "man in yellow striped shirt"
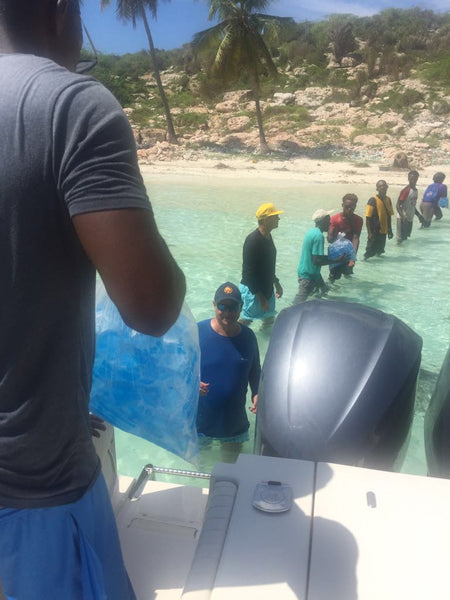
[364,180,394,259]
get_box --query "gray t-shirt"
[0,54,150,508]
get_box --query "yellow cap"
[256,203,284,220]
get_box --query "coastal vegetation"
[100,0,178,143]
[192,0,294,153]
[89,6,450,165]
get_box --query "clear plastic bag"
[90,282,199,461]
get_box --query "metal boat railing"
[128,464,211,499]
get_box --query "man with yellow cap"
[239,202,283,328]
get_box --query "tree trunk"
[254,96,269,154]
[140,5,178,144]
[252,69,269,154]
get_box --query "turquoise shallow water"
[114,172,450,481]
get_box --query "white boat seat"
[182,481,237,600]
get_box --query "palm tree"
[193,0,293,154]
[101,0,178,144]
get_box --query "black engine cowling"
[255,300,422,470]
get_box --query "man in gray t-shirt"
[0,1,185,598]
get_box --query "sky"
[82,0,449,55]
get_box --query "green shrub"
[173,112,209,131]
[168,89,198,108]
[371,88,426,119]
[350,125,391,141]
[263,104,310,126]
[418,136,441,149]
[418,56,450,92]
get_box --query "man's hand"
[199,381,210,396]
[275,281,283,299]
[249,394,258,414]
[388,230,393,239]
[89,414,106,438]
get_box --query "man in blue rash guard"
[197,283,261,465]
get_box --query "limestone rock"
[294,88,330,108]
[341,57,358,68]
[367,112,404,129]
[353,134,385,146]
[223,90,253,103]
[431,100,450,115]
[272,92,295,106]
[226,116,251,133]
[215,101,238,113]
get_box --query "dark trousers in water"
[397,218,413,242]
[434,204,443,220]
[294,275,327,304]
[364,231,386,259]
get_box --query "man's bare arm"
[73,208,186,336]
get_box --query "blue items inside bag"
[328,233,356,271]
[90,283,200,461]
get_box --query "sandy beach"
[139,154,448,187]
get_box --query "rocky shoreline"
[133,75,450,172]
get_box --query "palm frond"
[194,1,283,84]
[102,0,161,26]
[192,21,232,51]
[212,26,241,74]
[208,0,239,22]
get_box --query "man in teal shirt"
[294,209,343,304]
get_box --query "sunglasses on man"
[217,302,240,312]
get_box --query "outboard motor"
[255,300,422,470]
[424,347,450,478]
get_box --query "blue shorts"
[239,284,276,321]
[0,474,135,600]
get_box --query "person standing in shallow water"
[327,193,363,281]
[239,203,283,329]
[396,170,420,244]
[294,209,346,304]
[197,282,260,466]
[420,172,447,227]
[364,180,394,259]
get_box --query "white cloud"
[274,0,449,20]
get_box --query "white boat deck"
[97,428,450,599]
[116,476,208,599]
